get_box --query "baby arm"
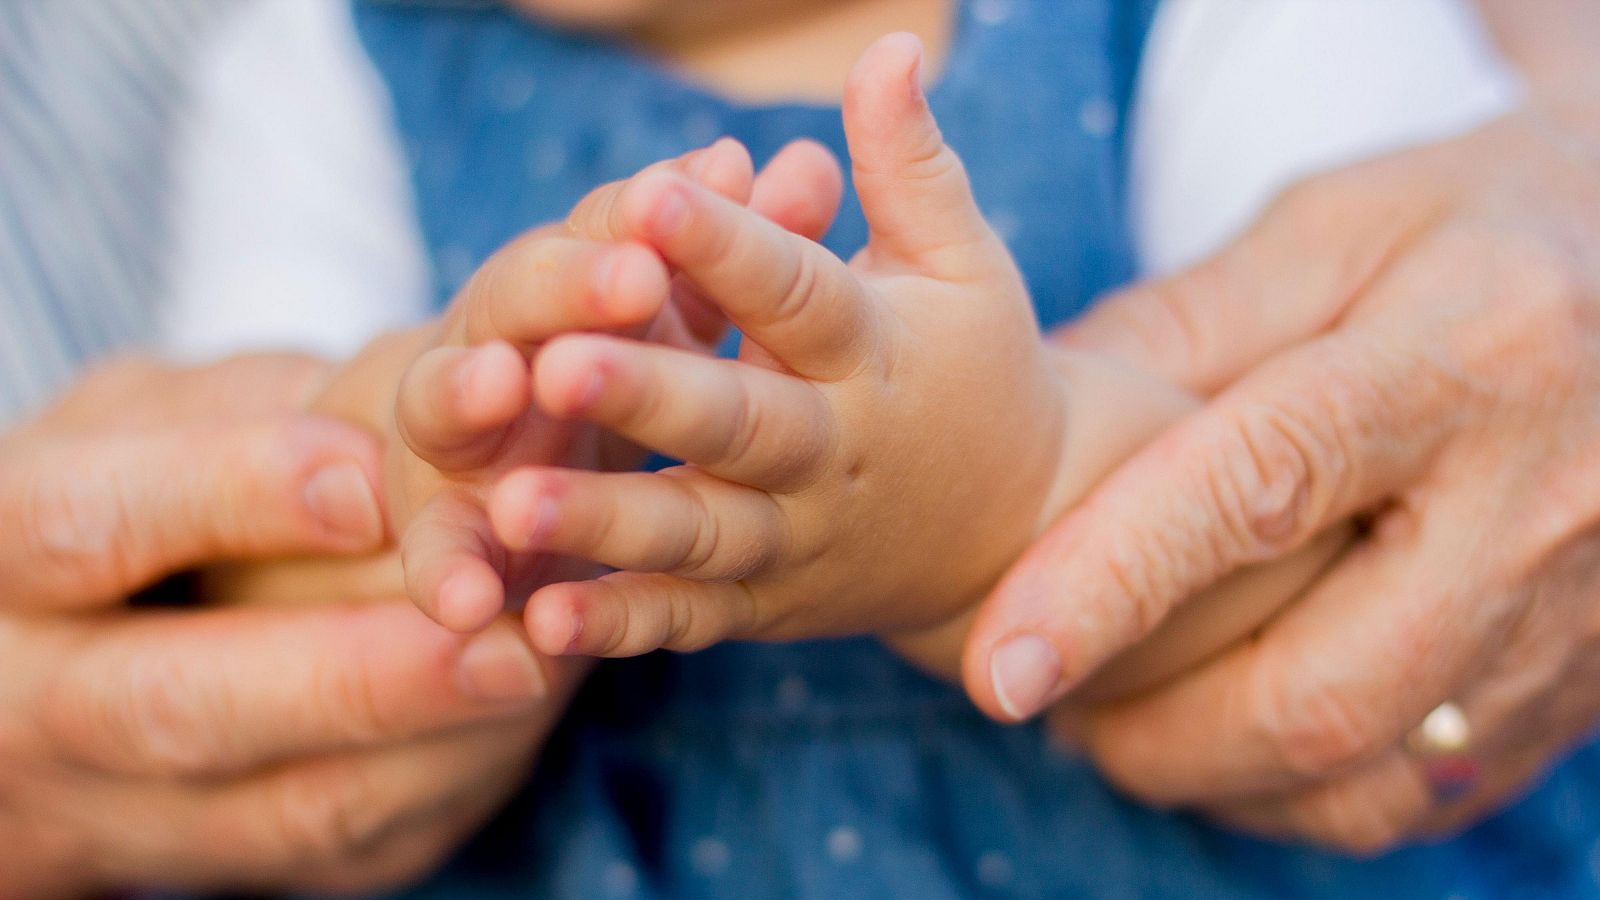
[496,35,1347,699]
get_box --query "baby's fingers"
[845,33,996,278]
[446,237,669,348]
[397,342,530,472]
[525,573,757,658]
[609,173,877,381]
[489,467,787,582]
[750,139,844,245]
[536,334,833,491]
[567,138,756,242]
[401,492,505,633]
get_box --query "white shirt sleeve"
[1131,0,1523,275]
[159,0,430,362]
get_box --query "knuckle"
[1102,523,1182,643]
[707,378,762,471]
[1431,224,1593,392]
[20,465,134,595]
[659,589,701,652]
[1267,171,1361,241]
[1492,240,1588,383]
[1128,274,1216,377]
[1249,673,1385,780]
[769,248,822,333]
[315,655,394,746]
[265,762,388,867]
[675,485,726,577]
[1204,400,1343,557]
[44,652,231,777]
[594,583,636,657]
[232,419,325,534]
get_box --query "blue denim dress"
[352,2,1600,896]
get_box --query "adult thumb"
[0,415,385,610]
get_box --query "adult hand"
[962,99,1600,852]
[0,357,571,895]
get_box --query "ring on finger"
[1406,701,1479,801]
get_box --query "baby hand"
[493,34,1085,662]
[373,139,843,632]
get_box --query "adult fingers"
[1207,663,1597,852]
[1203,752,1433,855]
[191,724,537,889]
[64,720,541,892]
[284,776,521,894]
[534,333,833,491]
[0,416,384,611]
[35,601,554,779]
[1057,153,1456,395]
[42,353,335,429]
[964,330,1463,722]
[1078,486,1517,804]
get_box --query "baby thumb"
[843,32,994,276]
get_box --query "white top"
[159,0,1521,359]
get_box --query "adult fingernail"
[304,462,383,545]
[990,633,1062,721]
[457,628,547,703]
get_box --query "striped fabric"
[0,0,239,422]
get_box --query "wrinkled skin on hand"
[967,99,1600,853]
[0,357,577,895]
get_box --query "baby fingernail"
[506,491,559,550]
[455,348,486,397]
[593,251,621,298]
[529,495,559,546]
[438,571,499,632]
[649,185,690,236]
[457,628,547,703]
[304,462,383,545]
[686,146,713,181]
[990,633,1062,721]
[571,368,605,411]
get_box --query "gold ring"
[1406,702,1478,800]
